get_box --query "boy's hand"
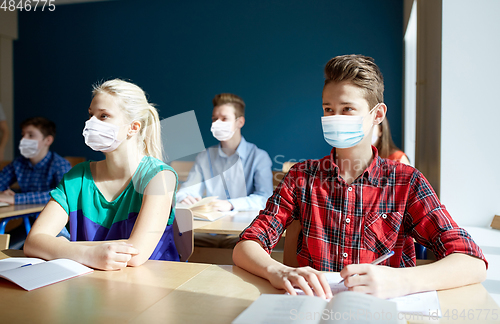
[0,192,14,204]
[180,195,201,205]
[267,265,333,300]
[3,189,15,196]
[211,199,233,212]
[340,264,409,299]
[85,242,139,271]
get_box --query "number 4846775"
[1,0,56,11]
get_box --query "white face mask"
[82,116,124,153]
[211,119,235,142]
[19,138,40,159]
[321,104,379,149]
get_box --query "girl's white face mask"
[211,119,235,142]
[82,116,124,153]
[19,138,40,159]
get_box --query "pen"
[338,250,394,283]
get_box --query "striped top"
[51,156,179,261]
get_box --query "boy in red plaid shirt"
[233,55,487,299]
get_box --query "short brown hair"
[324,54,384,108]
[212,93,245,118]
[20,117,56,138]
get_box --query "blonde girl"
[24,79,179,270]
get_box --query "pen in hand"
[338,250,395,284]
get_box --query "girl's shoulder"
[132,156,178,193]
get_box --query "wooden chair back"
[272,171,285,189]
[64,156,86,167]
[0,234,10,249]
[283,220,301,267]
[282,161,297,173]
[173,208,194,262]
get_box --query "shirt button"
[342,252,348,258]
[348,187,353,192]
[382,214,387,219]
[345,218,350,224]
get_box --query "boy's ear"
[373,103,387,125]
[43,135,54,147]
[236,116,245,129]
[128,121,142,137]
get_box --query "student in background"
[372,118,410,164]
[233,54,487,299]
[177,93,273,212]
[0,103,10,162]
[24,79,179,270]
[0,117,71,205]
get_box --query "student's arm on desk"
[233,240,333,299]
[24,199,139,270]
[25,170,176,270]
[340,253,486,299]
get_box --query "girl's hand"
[85,242,139,271]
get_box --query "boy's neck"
[29,148,50,166]
[220,131,242,156]
[335,142,374,185]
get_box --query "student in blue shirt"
[177,93,273,212]
[0,117,71,205]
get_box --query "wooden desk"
[0,204,44,219]
[0,204,45,234]
[1,253,498,323]
[193,211,259,235]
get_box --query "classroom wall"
[0,10,17,161]
[440,0,500,226]
[14,0,403,170]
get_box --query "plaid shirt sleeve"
[14,153,72,205]
[240,166,299,254]
[404,170,488,268]
[0,162,16,191]
[15,191,51,205]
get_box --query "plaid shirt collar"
[323,145,383,187]
[22,151,53,169]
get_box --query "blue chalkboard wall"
[14,0,403,170]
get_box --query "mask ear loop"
[368,103,382,127]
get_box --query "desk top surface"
[193,210,260,235]
[0,251,498,324]
[0,204,45,219]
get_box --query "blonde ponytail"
[92,79,164,161]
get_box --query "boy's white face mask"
[321,104,379,149]
[19,138,40,159]
[211,119,235,142]
[82,116,124,153]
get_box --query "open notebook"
[0,257,93,291]
[290,272,441,317]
